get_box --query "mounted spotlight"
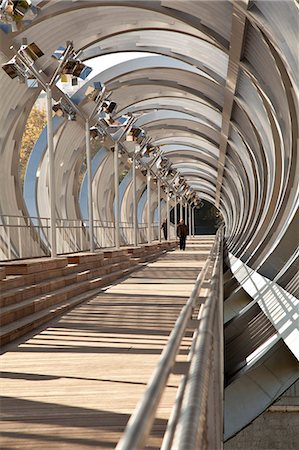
[2,55,23,79]
[52,99,76,121]
[102,100,117,114]
[0,0,37,24]
[2,41,42,83]
[126,127,145,145]
[85,81,105,102]
[141,143,159,158]
[90,126,104,141]
[20,42,44,62]
[61,59,92,80]
[52,43,92,81]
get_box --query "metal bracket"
[172,361,190,375]
[187,318,201,329]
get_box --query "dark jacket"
[177,223,188,238]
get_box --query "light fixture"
[126,127,145,144]
[102,100,117,114]
[20,42,44,62]
[85,81,105,102]
[61,59,92,80]
[52,99,76,121]
[141,143,159,158]
[0,0,37,24]
[2,55,23,79]
[90,126,104,141]
[52,43,93,81]
[2,41,43,83]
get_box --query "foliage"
[19,106,47,189]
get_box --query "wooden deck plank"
[0,239,214,449]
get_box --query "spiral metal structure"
[0,0,298,440]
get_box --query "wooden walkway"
[0,238,214,450]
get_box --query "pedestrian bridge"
[1,235,298,449]
[0,1,298,449]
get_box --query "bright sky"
[85,52,152,73]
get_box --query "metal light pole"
[132,154,138,247]
[147,169,151,243]
[167,186,170,241]
[46,85,57,258]
[158,178,161,242]
[114,143,120,249]
[185,201,187,227]
[180,198,183,222]
[85,120,95,252]
[192,206,195,237]
[174,195,177,232]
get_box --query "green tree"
[20,106,47,189]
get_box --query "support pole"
[192,207,195,236]
[132,154,138,247]
[158,178,161,242]
[174,195,177,232]
[188,204,192,237]
[85,120,94,252]
[114,143,120,249]
[167,186,170,241]
[185,202,187,223]
[147,169,151,243]
[180,198,183,222]
[46,86,57,258]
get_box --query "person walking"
[161,219,167,240]
[177,219,188,250]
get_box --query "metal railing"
[116,227,224,450]
[0,214,177,261]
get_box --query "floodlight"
[78,65,92,80]
[11,0,32,21]
[126,127,145,145]
[61,59,92,80]
[2,56,19,78]
[141,143,159,158]
[52,46,66,60]
[102,100,117,114]
[98,111,113,126]
[20,42,43,61]
[0,0,34,23]
[2,55,28,81]
[0,0,14,22]
[85,82,105,102]
[52,99,76,121]
[90,126,104,141]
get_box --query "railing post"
[147,169,151,244]
[184,201,187,227]
[158,178,161,242]
[114,143,120,249]
[132,154,138,247]
[86,120,95,253]
[7,216,12,260]
[192,207,195,237]
[17,217,22,259]
[46,85,57,258]
[167,186,170,241]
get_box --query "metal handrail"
[172,226,224,450]
[116,231,222,450]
